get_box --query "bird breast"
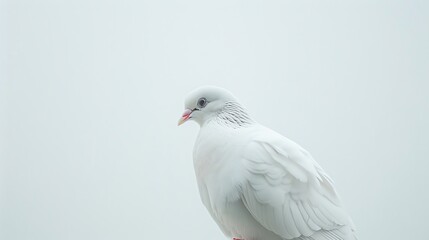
[193,124,250,210]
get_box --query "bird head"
[178,86,242,126]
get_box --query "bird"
[178,86,357,240]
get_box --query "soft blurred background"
[1,0,428,239]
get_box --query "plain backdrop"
[1,0,428,240]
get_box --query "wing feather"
[240,129,355,240]
[290,200,313,236]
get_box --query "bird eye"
[197,97,208,108]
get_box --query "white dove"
[178,86,357,240]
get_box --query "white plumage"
[179,86,357,240]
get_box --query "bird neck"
[214,101,255,128]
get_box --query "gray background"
[1,0,428,240]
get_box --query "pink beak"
[178,109,193,126]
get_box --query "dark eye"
[197,97,208,108]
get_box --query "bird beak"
[178,109,193,126]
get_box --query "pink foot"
[233,238,243,240]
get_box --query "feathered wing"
[240,129,356,240]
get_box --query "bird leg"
[233,238,243,240]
